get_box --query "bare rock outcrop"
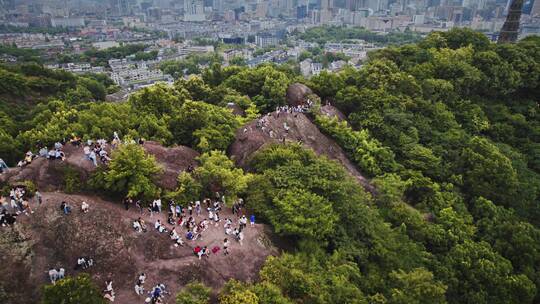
[229,112,373,192]
[142,141,199,189]
[0,141,199,191]
[320,104,347,121]
[285,83,313,106]
[4,192,275,303]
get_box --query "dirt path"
[11,192,275,304]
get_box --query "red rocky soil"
[0,141,199,191]
[1,192,275,304]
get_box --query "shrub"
[100,143,162,199]
[42,274,105,304]
[176,282,212,304]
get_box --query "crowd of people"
[47,268,65,285]
[1,130,262,303]
[21,140,68,168]
[0,186,40,226]
[274,101,313,117]
[125,193,257,302]
[83,139,111,167]
[130,193,254,256]
[133,272,169,304]
[75,257,94,270]
[250,101,314,143]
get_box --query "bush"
[167,172,203,203]
[176,282,211,304]
[42,274,105,304]
[314,114,398,177]
[219,280,259,304]
[21,180,37,198]
[192,151,250,204]
[63,166,82,193]
[100,143,162,199]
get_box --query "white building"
[177,45,215,56]
[255,34,279,48]
[413,14,425,25]
[184,0,206,21]
[51,17,85,28]
[109,59,172,87]
[300,59,323,77]
[47,63,105,74]
[92,41,120,50]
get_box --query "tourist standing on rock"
[135,279,144,296]
[195,201,201,216]
[149,200,158,217]
[169,200,176,218]
[135,281,144,295]
[81,201,89,213]
[124,197,132,210]
[223,238,230,255]
[250,214,255,227]
[83,145,91,160]
[104,279,115,302]
[89,150,97,167]
[239,215,248,230]
[48,268,58,284]
[35,191,42,205]
[188,203,193,216]
[0,158,8,173]
[155,198,162,213]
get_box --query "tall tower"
[498,0,524,43]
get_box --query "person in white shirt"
[133,220,142,232]
[223,238,230,255]
[155,199,162,213]
[83,146,91,160]
[138,273,146,284]
[135,281,144,295]
[81,201,89,213]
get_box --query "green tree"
[314,114,398,176]
[461,137,518,207]
[169,172,203,203]
[229,56,247,66]
[224,65,290,112]
[439,240,536,304]
[249,282,293,304]
[100,143,162,198]
[309,71,345,100]
[78,77,107,101]
[176,282,212,304]
[192,151,250,203]
[219,280,259,304]
[388,268,447,304]
[268,189,336,240]
[168,101,239,152]
[42,274,105,304]
[128,83,187,116]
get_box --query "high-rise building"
[184,0,206,21]
[531,0,540,16]
[320,0,333,9]
[346,0,364,10]
[109,0,134,16]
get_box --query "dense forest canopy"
[295,25,424,45]
[1,28,540,303]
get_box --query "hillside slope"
[0,192,275,304]
[229,110,374,192]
